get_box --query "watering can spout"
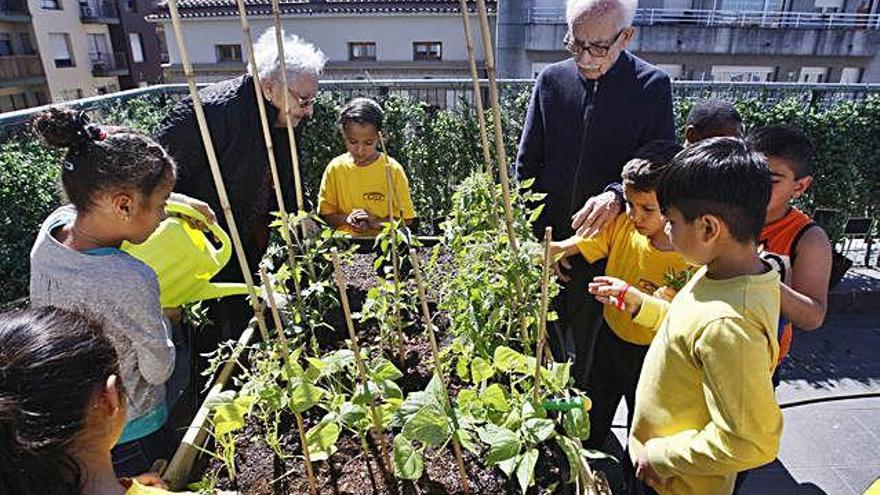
[122,200,249,308]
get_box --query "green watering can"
[122,201,248,308]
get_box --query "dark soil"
[206,249,580,494]
[213,411,574,495]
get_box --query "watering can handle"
[164,200,233,269]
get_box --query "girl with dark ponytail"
[28,108,213,477]
[0,307,181,494]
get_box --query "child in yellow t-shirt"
[318,98,417,236]
[550,140,690,452]
[593,138,782,495]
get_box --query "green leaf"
[456,356,471,382]
[402,408,451,446]
[470,356,495,383]
[339,402,367,428]
[321,349,355,375]
[516,448,539,494]
[546,362,571,391]
[381,379,404,400]
[371,359,404,382]
[212,395,255,437]
[482,383,511,412]
[498,455,519,477]
[306,421,341,462]
[493,346,529,374]
[478,423,521,465]
[523,417,556,444]
[562,406,590,441]
[289,381,325,414]
[393,435,425,480]
[304,357,325,381]
[555,436,580,483]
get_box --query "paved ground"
[600,265,880,495]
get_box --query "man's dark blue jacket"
[516,51,675,240]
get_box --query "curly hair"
[31,107,176,211]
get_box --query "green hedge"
[2,91,878,303]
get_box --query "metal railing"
[89,51,128,76]
[529,7,880,29]
[79,0,118,21]
[1,79,879,131]
[0,55,44,82]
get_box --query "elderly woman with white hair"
[154,28,326,344]
[515,0,675,473]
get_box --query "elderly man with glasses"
[153,27,326,346]
[516,0,674,389]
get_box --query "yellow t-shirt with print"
[576,213,690,345]
[317,153,417,235]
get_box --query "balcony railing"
[90,51,128,77]
[79,0,119,22]
[0,55,45,84]
[528,7,880,29]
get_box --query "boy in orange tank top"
[747,126,833,379]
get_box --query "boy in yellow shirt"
[592,137,782,495]
[317,98,417,236]
[550,140,691,452]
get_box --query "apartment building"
[150,0,495,83]
[0,0,49,111]
[113,0,164,88]
[498,0,880,82]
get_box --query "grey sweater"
[29,206,175,424]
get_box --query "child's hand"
[130,472,169,489]
[171,193,216,230]
[588,276,643,315]
[345,209,370,232]
[634,449,665,490]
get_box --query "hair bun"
[31,108,104,150]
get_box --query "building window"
[124,0,137,12]
[34,91,48,105]
[130,33,144,63]
[61,89,84,101]
[87,33,110,64]
[0,34,12,57]
[413,42,442,61]
[348,42,376,62]
[840,67,862,84]
[215,44,242,63]
[41,0,61,9]
[50,33,75,68]
[19,33,35,55]
[799,67,829,83]
[710,65,776,82]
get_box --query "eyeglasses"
[564,29,625,58]
[286,88,317,109]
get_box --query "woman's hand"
[588,276,644,316]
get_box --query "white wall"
[160,14,489,69]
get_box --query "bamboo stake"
[234,0,302,302]
[457,0,493,176]
[330,248,394,474]
[408,249,472,494]
[474,0,518,253]
[259,270,318,495]
[533,227,552,404]
[378,132,407,370]
[165,0,270,342]
[269,0,307,235]
[162,326,255,489]
[259,266,292,360]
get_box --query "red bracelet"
[617,284,630,311]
